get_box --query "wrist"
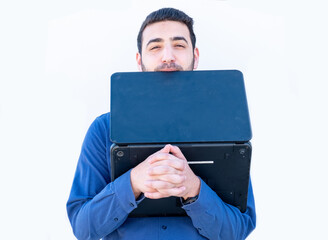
[130,168,142,199]
[183,176,200,200]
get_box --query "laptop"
[110,70,252,216]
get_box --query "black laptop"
[110,70,252,216]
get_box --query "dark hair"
[137,8,196,54]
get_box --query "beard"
[141,57,194,72]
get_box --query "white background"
[1,0,327,239]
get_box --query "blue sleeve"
[66,115,140,240]
[182,179,256,240]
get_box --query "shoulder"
[89,112,110,132]
[94,112,110,125]
[83,112,111,146]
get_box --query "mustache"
[154,62,183,71]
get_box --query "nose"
[161,45,175,63]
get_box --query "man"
[67,8,256,240]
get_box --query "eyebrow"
[146,38,163,47]
[171,36,188,44]
[146,36,189,47]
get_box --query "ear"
[136,52,142,71]
[193,47,199,70]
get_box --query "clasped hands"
[131,144,200,200]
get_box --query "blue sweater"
[67,113,256,240]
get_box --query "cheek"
[143,53,161,65]
[140,55,159,71]
[142,57,153,67]
[177,52,194,65]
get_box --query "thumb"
[169,145,187,160]
[158,144,172,154]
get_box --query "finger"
[154,174,186,184]
[144,191,166,199]
[148,160,185,174]
[145,186,186,199]
[152,144,176,159]
[144,187,157,193]
[157,186,186,196]
[170,145,187,160]
[145,146,167,159]
[158,144,171,154]
[147,152,168,164]
[144,145,171,163]
[144,180,176,190]
[147,165,181,175]
[147,152,179,164]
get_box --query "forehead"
[142,20,191,45]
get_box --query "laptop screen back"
[110,70,252,144]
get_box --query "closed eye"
[150,46,161,50]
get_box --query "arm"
[144,144,256,239]
[66,115,140,240]
[182,179,256,240]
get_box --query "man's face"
[136,21,199,72]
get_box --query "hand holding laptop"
[131,144,200,200]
